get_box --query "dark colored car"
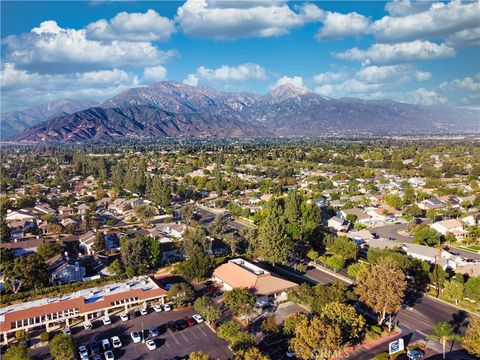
[185,317,196,327]
[129,312,137,319]
[168,321,180,332]
[89,340,100,354]
[176,319,188,330]
[149,325,160,337]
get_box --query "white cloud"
[312,71,350,84]
[183,74,199,86]
[372,1,480,43]
[196,63,267,81]
[384,0,433,17]
[1,63,139,111]
[356,65,431,83]
[446,27,480,47]
[270,75,305,89]
[404,88,447,105]
[4,20,176,73]
[316,11,370,40]
[334,40,455,65]
[143,66,168,84]
[86,9,176,42]
[176,0,322,40]
[415,71,431,82]
[440,74,480,92]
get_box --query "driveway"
[29,308,232,360]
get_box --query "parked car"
[101,338,111,351]
[131,331,142,343]
[140,308,148,316]
[163,304,172,311]
[92,355,102,360]
[149,326,160,337]
[104,350,114,360]
[185,318,196,327]
[168,321,181,332]
[146,339,156,351]
[78,345,88,360]
[176,319,188,330]
[129,312,137,319]
[63,327,71,335]
[83,322,92,330]
[103,316,112,325]
[110,336,122,348]
[153,304,163,312]
[286,350,295,358]
[192,314,204,324]
[89,340,100,354]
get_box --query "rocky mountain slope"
[8,81,480,142]
[0,99,98,140]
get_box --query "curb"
[333,331,400,359]
[425,293,479,317]
[309,262,353,284]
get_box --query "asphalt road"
[29,308,232,360]
[196,206,249,231]
[303,267,472,343]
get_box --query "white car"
[78,345,88,360]
[101,338,111,351]
[286,350,296,358]
[153,304,163,312]
[131,331,141,343]
[192,314,204,323]
[111,336,122,348]
[139,308,148,316]
[163,304,172,312]
[103,316,112,325]
[146,339,156,351]
[120,313,129,322]
[63,327,71,335]
[83,322,92,330]
[104,350,114,360]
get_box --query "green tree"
[194,296,221,323]
[289,315,342,360]
[384,194,404,210]
[257,200,291,265]
[49,334,76,360]
[107,259,124,276]
[347,263,369,278]
[3,342,30,360]
[189,352,211,360]
[234,347,270,360]
[328,236,357,261]
[442,280,464,305]
[355,258,406,329]
[306,249,319,261]
[147,236,162,268]
[218,321,256,351]
[208,214,228,238]
[465,276,480,302]
[463,316,480,357]
[183,224,208,258]
[134,204,157,225]
[413,226,440,246]
[283,313,308,337]
[168,283,194,307]
[120,235,151,277]
[284,189,302,224]
[91,232,105,253]
[261,315,280,334]
[3,253,49,292]
[0,213,11,242]
[151,176,171,206]
[37,242,62,261]
[223,288,256,317]
[427,322,462,360]
[320,302,365,344]
[325,255,346,273]
[177,253,213,281]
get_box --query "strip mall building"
[0,276,167,344]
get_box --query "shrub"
[371,325,383,335]
[373,352,389,360]
[40,332,50,343]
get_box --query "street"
[195,205,249,231]
[28,308,232,360]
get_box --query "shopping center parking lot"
[29,308,233,360]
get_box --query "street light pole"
[141,321,145,343]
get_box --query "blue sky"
[1,0,479,112]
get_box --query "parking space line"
[197,324,208,336]
[170,332,181,345]
[179,331,189,342]
[189,329,198,339]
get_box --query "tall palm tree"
[427,321,462,359]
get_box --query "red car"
[185,317,196,327]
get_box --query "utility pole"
[141,321,145,343]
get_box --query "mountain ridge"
[6,81,480,142]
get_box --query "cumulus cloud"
[3,20,176,73]
[270,75,305,89]
[371,1,480,43]
[316,11,370,40]
[183,63,267,87]
[176,0,322,40]
[143,66,168,84]
[384,0,433,17]
[86,9,176,42]
[334,40,455,65]
[312,71,350,84]
[440,74,480,92]
[1,63,139,111]
[446,27,480,47]
[356,65,431,83]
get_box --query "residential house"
[419,198,446,211]
[58,206,75,217]
[430,219,466,240]
[339,208,371,224]
[401,243,458,270]
[34,203,56,216]
[327,216,350,232]
[47,255,86,285]
[213,259,298,306]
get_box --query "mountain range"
[3,81,479,142]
